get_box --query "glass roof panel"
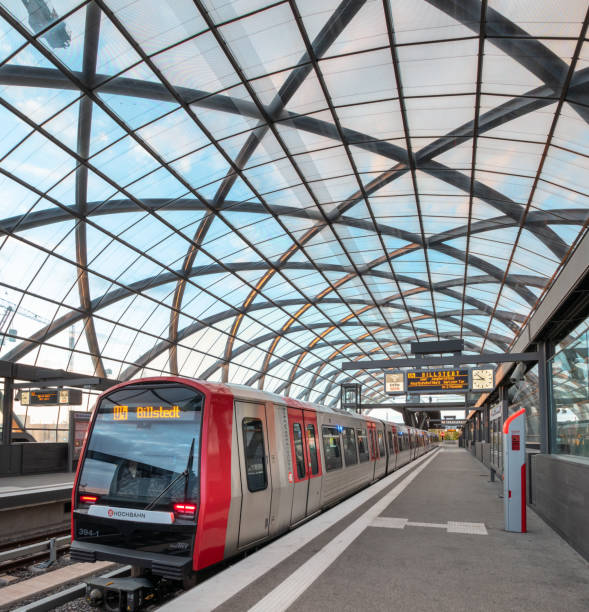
[0,0,586,402]
[219,3,304,79]
[105,0,206,56]
[320,48,397,106]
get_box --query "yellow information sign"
[406,369,469,393]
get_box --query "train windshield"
[78,384,203,509]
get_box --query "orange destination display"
[406,369,469,393]
[113,405,181,420]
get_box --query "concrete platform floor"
[165,447,589,612]
[0,472,74,495]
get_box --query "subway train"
[71,377,436,589]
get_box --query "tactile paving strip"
[447,521,488,535]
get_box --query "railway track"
[0,533,70,573]
[9,565,131,612]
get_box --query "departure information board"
[406,369,469,392]
[20,388,83,405]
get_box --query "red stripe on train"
[192,383,234,570]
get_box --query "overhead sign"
[442,420,466,427]
[20,388,83,406]
[407,369,469,393]
[384,367,495,394]
[384,372,405,394]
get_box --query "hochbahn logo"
[107,508,146,519]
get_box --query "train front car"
[70,378,232,598]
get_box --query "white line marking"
[248,450,439,612]
[370,516,408,529]
[159,449,440,612]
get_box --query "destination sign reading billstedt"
[384,368,471,394]
[407,369,469,392]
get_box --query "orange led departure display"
[406,369,469,393]
[113,405,181,420]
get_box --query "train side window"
[242,418,268,492]
[377,430,385,457]
[322,426,342,471]
[397,432,405,451]
[357,429,369,462]
[387,430,394,453]
[293,423,306,479]
[306,424,319,475]
[342,427,358,466]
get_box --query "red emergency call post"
[503,408,526,532]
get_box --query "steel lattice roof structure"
[0,0,587,406]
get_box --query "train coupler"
[85,576,158,611]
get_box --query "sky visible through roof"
[0,0,587,409]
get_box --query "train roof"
[110,376,422,432]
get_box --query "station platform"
[0,471,74,511]
[0,472,74,547]
[163,447,589,612]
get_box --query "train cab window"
[242,419,268,492]
[322,426,343,471]
[293,423,306,479]
[377,431,386,457]
[306,424,319,475]
[357,429,369,462]
[342,427,358,466]
[79,383,203,511]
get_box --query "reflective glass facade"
[551,318,589,459]
[0,0,587,407]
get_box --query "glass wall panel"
[550,318,589,459]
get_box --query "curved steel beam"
[73,3,105,378]
[2,198,587,240]
[174,0,368,381]
[193,0,410,384]
[122,311,510,383]
[271,329,488,396]
[2,252,531,366]
[201,315,509,387]
[277,317,506,396]
[1,65,585,260]
[298,329,488,400]
[0,33,584,376]
[1,63,582,261]
[424,0,589,123]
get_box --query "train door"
[303,411,322,516]
[288,407,309,524]
[368,422,378,479]
[388,425,397,472]
[236,401,272,548]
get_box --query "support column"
[2,377,14,445]
[537,341,552,454]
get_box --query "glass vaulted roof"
[0,0,587,406]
